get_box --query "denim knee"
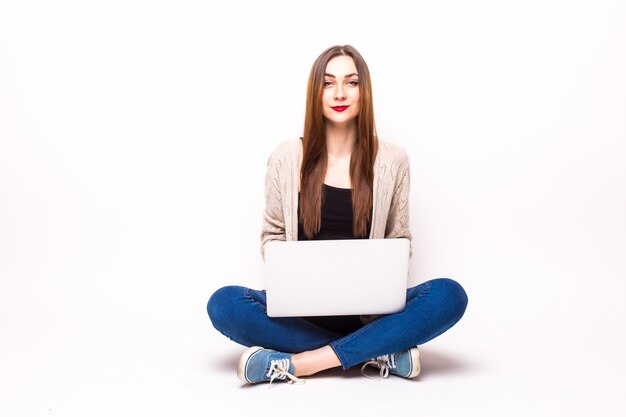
[207,285,245,332]
[429,278,468,322]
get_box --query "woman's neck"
[325,122,356,157]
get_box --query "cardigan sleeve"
[384,147,413,256]
[260,149,287,260]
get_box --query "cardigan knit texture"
[261,138,412,259]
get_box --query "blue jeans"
[207,278,468,369]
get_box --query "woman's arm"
[260,151,287,260]
[385,147,413,255]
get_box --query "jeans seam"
[244,288,267,313]
[331,282,434,368]
[331,316,378,348]
[335,282,432,348]
[328,342,350,370]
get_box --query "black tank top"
[297,184,371,240]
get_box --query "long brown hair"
[300,45,378,239]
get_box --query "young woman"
[207,45,468,385]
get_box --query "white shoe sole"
[237,346,264,383]
[407,347,421,378]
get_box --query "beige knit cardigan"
[260,138,412,259]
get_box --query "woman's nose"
[334,84,346,100]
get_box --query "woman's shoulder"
[377,139,410,165]
[267,138,302,164]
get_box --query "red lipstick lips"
[331,106,349,112]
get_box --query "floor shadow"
[312,366,363,379]
[311,348,475,382]
[418,347,475,379]
[205,346,475,385]
[206,349,241,372]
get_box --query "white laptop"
[264,238,410,317]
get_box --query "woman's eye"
[323,81,333,87]
[348,80,359,86]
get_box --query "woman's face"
[321,55,360,126]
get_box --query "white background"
[1,0,625,416]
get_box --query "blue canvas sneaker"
[361,346,421,379]
[238,346,305,385]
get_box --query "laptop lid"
[264,238,410,317]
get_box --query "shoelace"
[266,359,305,387]
[360,353,397,380]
